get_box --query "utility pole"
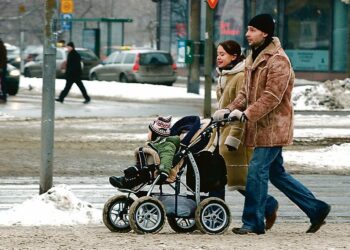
[203,1,216,118]
[187,0,200,94]
[40,0,57,194]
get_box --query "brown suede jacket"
[227,37,295,147]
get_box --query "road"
[0,175,349,223]
[0,87,349,224]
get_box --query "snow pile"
[0,185,101,226]
[324,78,350,109]
[293,78,350,110]
[284,143,350,170]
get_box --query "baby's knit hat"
[149,116,172,137]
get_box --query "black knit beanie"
[67,42,75,49]
[248,14,275,37]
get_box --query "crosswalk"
[0,175,349,222]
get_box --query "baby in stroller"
[104,115,232,234]
[109,116,180,189]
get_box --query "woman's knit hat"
[149,116,172,137]
[248,13,275,37]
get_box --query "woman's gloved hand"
[213,109,230,121]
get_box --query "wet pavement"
[0,175,349,223]
[1,92,203,119]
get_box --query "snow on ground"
[0,185,101,226]
[18,76,350,110]
[284,143,350,170]
[23,76,207,101]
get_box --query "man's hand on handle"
[228,109,248,123]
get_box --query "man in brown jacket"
[214,14,330,235]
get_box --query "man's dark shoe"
[232,227,264,235]
[55,98,63,103]
[265,203,279,230]
[83,98,90,104]
[306,205,331,233]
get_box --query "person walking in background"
[0,39,7,103]
[56,42,91,104]
[214,14,331,235]
[210,40,279,230]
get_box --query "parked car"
[24,47,100,79]
[23,45,43,63]
[89,50,177,86]
[5,64,20,95]
[5,43,21,68]
[99,45,132,60]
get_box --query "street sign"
[61,0,74,14]
[61,13,73,31]
[207,0,218,9]
[18,4,26,14]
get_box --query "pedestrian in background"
[56,42,91,104]
[214,13,331,235]
[0,39,7,103]
[210,40,279,230]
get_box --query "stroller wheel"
[103,195,134,233]
[129,196,166,234]
[167,217,197,233]
[195,197,231,234]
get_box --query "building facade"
[158,0,349,81]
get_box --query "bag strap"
[213,125,221,155]
[138,147,147,168]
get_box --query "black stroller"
[103,116,233,234]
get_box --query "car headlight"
[15,56,21,62]
[9,69,20,77]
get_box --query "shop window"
[332,0,348,72]
[214,0,244,46]
[284,0,331,71]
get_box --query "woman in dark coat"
[0,39,7,103]
[56,42,91,104]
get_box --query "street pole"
[187,0,200,94]
[40,0,57,194]
[203,3,214,118]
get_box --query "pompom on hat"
[248,13,275,37]
[149,116,172,137]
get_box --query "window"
[215,0,244,45]
[77,50,98,60]
[140,53,172,65]
[123,54,136,64]
[332,0,348,72]
[104,52,118,64]
[113,53,124,64]
[284,0,332,71]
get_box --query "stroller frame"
[103,117,234,234]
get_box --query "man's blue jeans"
[209,189,278,219]
[242,147,329,233]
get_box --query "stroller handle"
[214,115,238,124]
